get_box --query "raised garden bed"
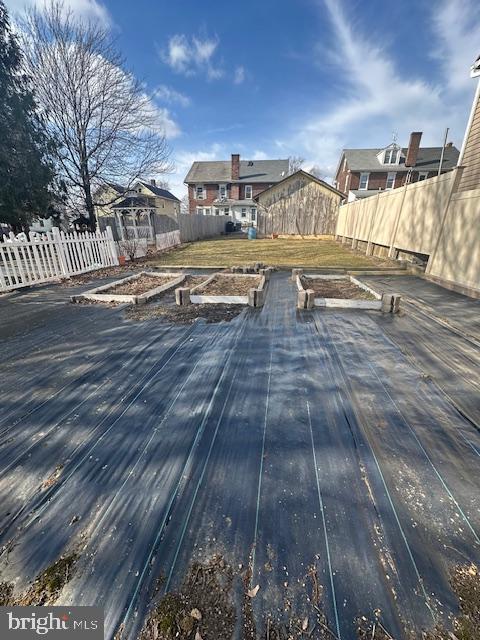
[71,271,185,305]
[176,273,266,307]
[297,274,383,310]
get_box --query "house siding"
[458,85,480,192]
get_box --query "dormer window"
[384,148,398,164]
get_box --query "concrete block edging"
[71,271,186,305]
[295,272,400,311]
[177,272,267,307]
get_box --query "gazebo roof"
[112,196,156,210]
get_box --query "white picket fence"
[0,226,118,292]
[155,229,181,252]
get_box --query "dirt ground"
[301,276,377,300]
[183,275,211,289]
[126,301,245,324]
[112,274,174,296]
[197,275,261,296]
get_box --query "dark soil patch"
[301,276,377,300]
[196,275,261,296]
[0,553,78,607]
[423,563,480,640]
[137,555,236,640]
[0,581,14,605]
[112,275,174,296]
[126,302,245,324]
[61,264,144,287]
[20,553,78,605]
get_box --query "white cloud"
[432,0,480,92]
[160,33,223,80]
[167,143,226,198]
[283,0,479,182]
[252,150,268,160]
[153,84,191,107]
[5,0,112,26]
[234,65,246,85]
[148,104,181,139]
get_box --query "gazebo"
[111,195,156,243]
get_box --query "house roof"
[342,146,460,172]
[253,169,345,201]
[137,181,180,201]
[184,159,289,184]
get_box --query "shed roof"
[254,169,345,201]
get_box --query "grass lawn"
[151,236,394,269]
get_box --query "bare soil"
[301,276,377,300]
[126,302,245,324]
[183,274,210,289]
[137,556,236,640]
[197,275,261,296]
[112,275,175,296]
[0,553,78,606]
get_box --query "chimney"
[150,179,156,187]
[405,132,422,167]
[231,154,240,180]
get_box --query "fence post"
[387,182,409,258]
[366,193,381,255]
[106,226,119,265]
[51,227,69,276]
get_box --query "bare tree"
[21,1,172,228]
[180,194,189,215]
[288,155,305,174]
[308,165,322,179]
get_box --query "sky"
[5,0,480,198]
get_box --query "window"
[245,185,252,199]
[384,148,398,164]
[250,207,257,221]
[359,172,369,190]
[195,185,204,200]
[241,208,247,218]
[386,172,396,189]
[219,184,227,198]
[223,208,230,215]
[214,208,220,216]
[418,172,428,182]
[204,207,211,215]
[196,207,204,215]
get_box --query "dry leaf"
[302,617,308,631]
[247,584,260,598]
[190,608,202,620]
[195,632,203,640]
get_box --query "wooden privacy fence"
[0,226,118,292]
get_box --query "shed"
[255,170,345,237]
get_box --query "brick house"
[184,154,289,227]
[334,132,459,201]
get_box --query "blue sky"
[6,0,480,197]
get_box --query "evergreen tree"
[0,1,59,232]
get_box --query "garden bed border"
[296,272,388,310]
[71,271,186,305]
[177,272,267,307]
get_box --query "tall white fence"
[0,226,118,292]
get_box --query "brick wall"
[188,182,272,213]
